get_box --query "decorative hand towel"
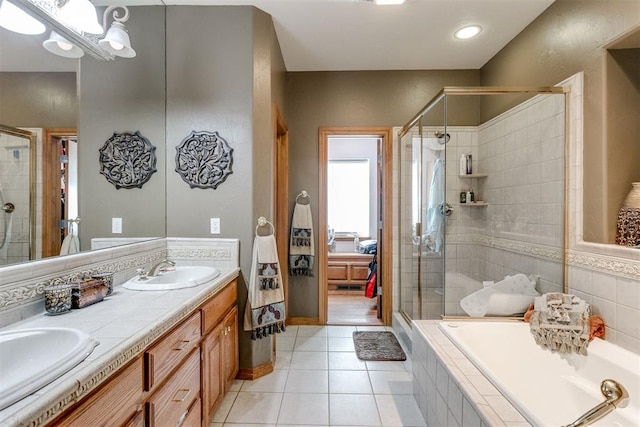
[289,193,314,276]
[529,292,591,355]
[244,232,286,340]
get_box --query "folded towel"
[289,201,314,276]
[244,234,286,340]
[529,293,591,355]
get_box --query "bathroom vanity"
[0,265,240,427]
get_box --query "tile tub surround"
[412,320,531,427]
[0,267,240,426]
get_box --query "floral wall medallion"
[175,131,234,189]
[98,131,157,189]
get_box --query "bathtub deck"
[412,320,532,427]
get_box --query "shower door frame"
[397,86,570,323]
[0,124,37,262]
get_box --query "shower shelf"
[458,173,487,179]
[459,202,488,207]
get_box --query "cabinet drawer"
[201,279,237,334]
[146,349,200,427]
[57,357,143,426]
[327,264,348,280]
[182,398,201,427]
[351,264,370,281]
[145,312,201,390]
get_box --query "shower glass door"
[398,105,447,322]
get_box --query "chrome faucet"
[563,379,629,427]
[147,259,176,277]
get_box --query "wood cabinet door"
[201,325,223,425]
[222,306,239,390]
[56,357,143,427]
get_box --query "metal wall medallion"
[99,131,157,189]
[175,131,234,189]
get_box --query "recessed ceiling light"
[375,0,405,5]
[454,25,482,40]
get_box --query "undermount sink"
[0,328,99,410]
[122,266,220,291]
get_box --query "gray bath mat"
[353,331,407,361]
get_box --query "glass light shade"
[98,22,136,58]
[43,31,84,58]
[454,25,482,40]
[58,0,103,35]
[375,0,405,4]
[0,0,46,35]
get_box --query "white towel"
[289,202,314,276]
[425,159,444,253]
[244,234,286,339]
[460,273,539,317]
[60,234,80,255]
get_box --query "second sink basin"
[122,266,220,291]
[0,327,98,410]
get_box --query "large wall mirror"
[0,5,167,268]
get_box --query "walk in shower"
[398,87,568,322]
[0,125,36,266]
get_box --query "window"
[327,159,370,236]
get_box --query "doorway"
[42,128,77,258]
[318,127,393,326]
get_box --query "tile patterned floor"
[211,325,426,427]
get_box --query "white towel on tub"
[460,274,539,317]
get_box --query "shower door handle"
[440,203,453,216]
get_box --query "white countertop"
[0,267,240,427]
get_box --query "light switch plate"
[210,218,220,234]
[112,218,122,234]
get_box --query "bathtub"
[438,321,639,426]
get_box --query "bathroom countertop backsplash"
[0,266,240,427]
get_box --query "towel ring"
[255,216,275,236]
[296,190,310,204]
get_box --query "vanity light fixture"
[43,31,84,58]
[374,0,405,5]
[42,4,136,59]
[98,6,135,58]
[57,0,102,34]
[454,25,482,40]
[0,0,46,35]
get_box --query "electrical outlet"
[112,218,122,234]
[210,218,220,234]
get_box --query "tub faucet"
[562,379,629,427]
[148,259,176,277]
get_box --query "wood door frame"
[42,128,76,258]
[318,127,393,325]
[273,105,289,315]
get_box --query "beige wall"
[480,0,640,243]
[79,6,166,251]
[285,70,480,318]
[0,72,76,128]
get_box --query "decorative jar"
[43,284,72,315]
